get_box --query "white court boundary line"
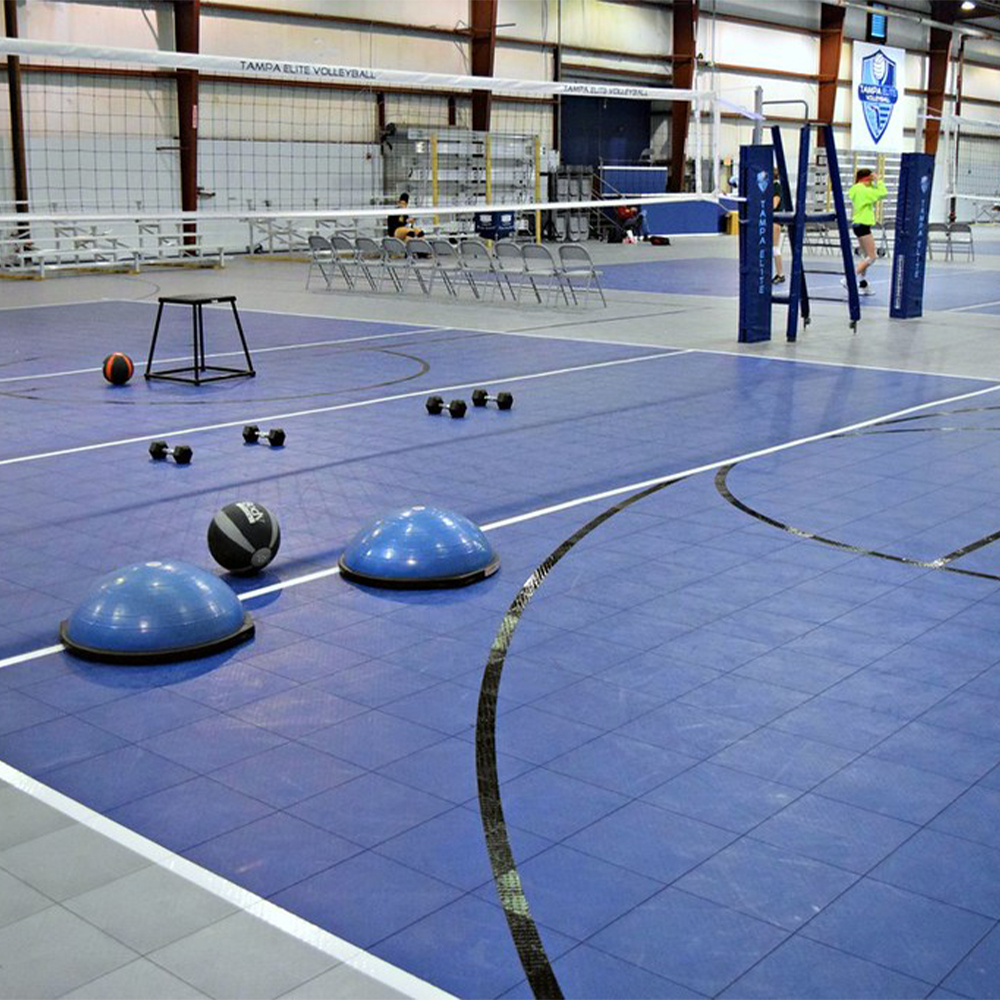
[4,374,998,675]
[8,295,990,386]
[0,760,455,1000]
[98,298,1000,384]
[2,376,1000,994]
[950,298,1000,313]
[0,297,120,313]
[0,349,688,467]
[0,325,454,385]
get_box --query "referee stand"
[739,124,860,343]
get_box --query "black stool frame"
[145,295,255,385]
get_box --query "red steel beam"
[3,0,29,224]
[669,0,698,193]
[817,2,845,135]
[470,0,498,132]
[925,0,956,155]
[173,0,200,243]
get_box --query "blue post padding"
[891,153,935,319]
[778,125,813,343]
[338,506,500,589]
[823,126,862,328]
[738,144,774,343]
[61,560,252,664]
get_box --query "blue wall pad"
[339,506,500,588]
[60,560,253,664]
[599,168,735,235]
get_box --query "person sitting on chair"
[387,193,424,240]
[615,204,646,243]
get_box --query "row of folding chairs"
[306,234,606,307]
[927,222,974,262]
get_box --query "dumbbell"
[425,396,467,418]
[243,425,286,446]
[149,441,193,464]
[471,389,514,410]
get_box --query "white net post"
[712,92,721,196]
[694,93,703,195]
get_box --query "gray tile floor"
[1,233,998,998]
[0,777,419,998]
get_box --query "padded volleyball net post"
[0,37,748,273]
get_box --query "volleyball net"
[938,113,1000,223]
[0,37,748,271]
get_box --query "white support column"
[694,93,703,195]
[712,92,721,195]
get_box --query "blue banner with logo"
[890,153,934,319]
[738,144,773,343]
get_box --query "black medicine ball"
[208,501,281,574]
[103,352,134,385]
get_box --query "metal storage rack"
[382,127,540,235]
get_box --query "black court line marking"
[5,346,439,407]
[99,296,1000,384]
[4,380,999,673]
[505,306,693,334]
[715,415,1000,582]
[0,324,457,385]
[476,475,688,1000]
[851,402,1000,426]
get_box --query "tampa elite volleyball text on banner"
[851,41,907,154]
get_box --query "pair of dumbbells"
[243,425,286,447]
[425,389,514,419]
[149,441,192,464]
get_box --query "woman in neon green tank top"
[846,167,888,295]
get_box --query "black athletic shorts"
[853,224,872,237]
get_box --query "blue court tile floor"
[3,300,1000,997]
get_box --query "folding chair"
[381,236,411,292]
[429,239,466,297]
[405,238,437,295]
[354,236,389,291]
[306,235,333,289]
[947,222,975,262]
[493,241,527,301]
[522,243,570,305]
[459,239,505,300]
[329,234,363,289]
[927,222,951,262]
[558,244,607,307]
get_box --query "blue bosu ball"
[338,506,500,588]
[60,560,254,665]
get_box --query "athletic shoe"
[861,286,875,296]
[772,274,786,285]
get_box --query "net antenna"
[0,37,753,272]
